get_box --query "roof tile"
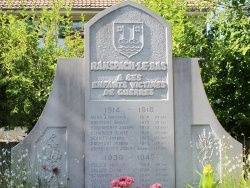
[0,0,122,9]
[0,0,212,11]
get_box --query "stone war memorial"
[11,1,242,188]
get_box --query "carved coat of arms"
[113,22,144,58]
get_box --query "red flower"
[150,183,162,188]
[124,177,134,186]
[110,180,120,187]
[118,181,127,187]
[52,167,59,174]
[111,176,135,188]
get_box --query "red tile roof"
[0,0,122,10]
[0,0,212,12]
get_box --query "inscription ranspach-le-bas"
[91,61,168,97]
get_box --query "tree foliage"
[140,0,250,137]
[138,0,208,57]
[201,0,250,137]
[0,0,84,130]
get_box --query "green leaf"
[185,183,195,188]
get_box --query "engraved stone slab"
[84,1,174,188]
[11,59,85,188]
[173,58,242,187]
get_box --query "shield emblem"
[113,22,144,58]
